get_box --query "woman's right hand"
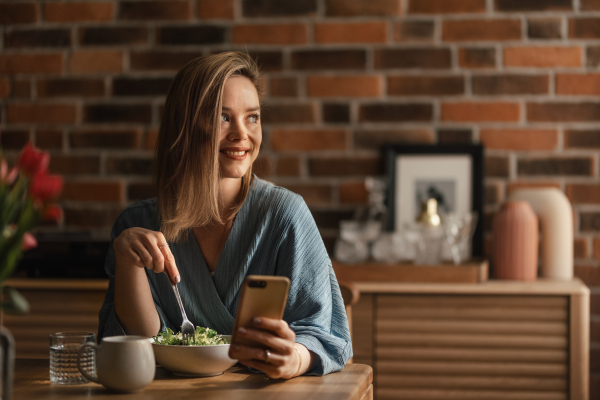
[113,227,180,284]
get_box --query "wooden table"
[12,359,373,400]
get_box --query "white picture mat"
[395,155,472,232]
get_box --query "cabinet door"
[375,294,569,400]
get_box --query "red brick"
[0,3,39,24]
[276,156,301,177]
[232,24,307,45]
[496,0,572,11]
[307,76,382,97]
[323,103,349,123]
[438,128,473,144]
[37,78,105,98]
[506,181,561,195]
[119,1,192,21]
[242,0,315,17]
[443,19,521,42]
[388,76,464,96]
[569,18,600,39]
[315,22,387,44]
[574,265,600,286]
[355,129,435,149]
[70,130,141,149]
[375,48,451,69]
[62,181,123,202]
[441,102,520,122]
[340,181,368,204]
[582,0,600,10]
[145,129,159,150]
[459,48,496,69]
[325,0,402,16]
[0,54,63,74]
[504,46,582,68]
[36,129,63,150]
[394,21,434,42]
[528,18,562,39]
[270,77,297,98]
[283,184,332,206]
[0,79,9,98]
[575,238,589,259]
[262,104,315,124]
[6,104,77,124]
[44,2,113,22]
[566,184,600,204]
[518,157,593,177]
[63,207,123,229]
[51,155,100,175]
[472,74,549,95]
[528,102,600,122]
[409,0,486,13]
[593,239,600,261]
[253,156,271,178]
[198,0,234,19]
[556,74,600,95]
[309,156,381,176]
[566,129,600,148]
[130,51,202,72]
[271,129,347,151]
[360,103,433,122]
[0,129,30,150]
[69,51,123,74]
[12,80,31,98]
[480,129,557,150]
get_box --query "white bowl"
[151,335,237,377]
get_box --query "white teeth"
[224,151,245,156]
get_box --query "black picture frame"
[384,144,484,258]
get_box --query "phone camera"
[249,280,267,288]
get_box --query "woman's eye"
[248,114,259,123]
[221,114,228,122]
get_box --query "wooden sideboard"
[1,278,108,359]
[1,277,590,400]
[349,279,590,400]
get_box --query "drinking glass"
[334,220,381,263]
[50,332,96,385]
[403,223,444,265]
[441,212,478,265]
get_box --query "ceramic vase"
[508,188,573,280]
[493,201,539,281]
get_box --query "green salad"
[153,327,226,346]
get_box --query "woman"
[98,52,352,379]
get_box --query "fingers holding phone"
[230,276,303,379]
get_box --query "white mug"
[77,336,155,392]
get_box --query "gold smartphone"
[231,275,291,348]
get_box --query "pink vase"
[493,201,539,281]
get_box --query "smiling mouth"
[221,150,247,156]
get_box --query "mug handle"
[77,342,99,383]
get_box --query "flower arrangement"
[0,143,63,313]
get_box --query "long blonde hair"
[155,52,261,242]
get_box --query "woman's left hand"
[228,317,301,379]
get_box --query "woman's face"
[218,75,262,180]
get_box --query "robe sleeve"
[275,193,353,376]
[97,204,173,341]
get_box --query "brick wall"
[1,0,600,394]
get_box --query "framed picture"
[384,144,484,257]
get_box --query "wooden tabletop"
[13,359,373,400]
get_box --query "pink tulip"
[21,232,37,251]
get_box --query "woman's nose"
[227,118,249,141]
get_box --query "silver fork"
[171,282,195,344]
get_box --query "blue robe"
[98,177,352,375]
